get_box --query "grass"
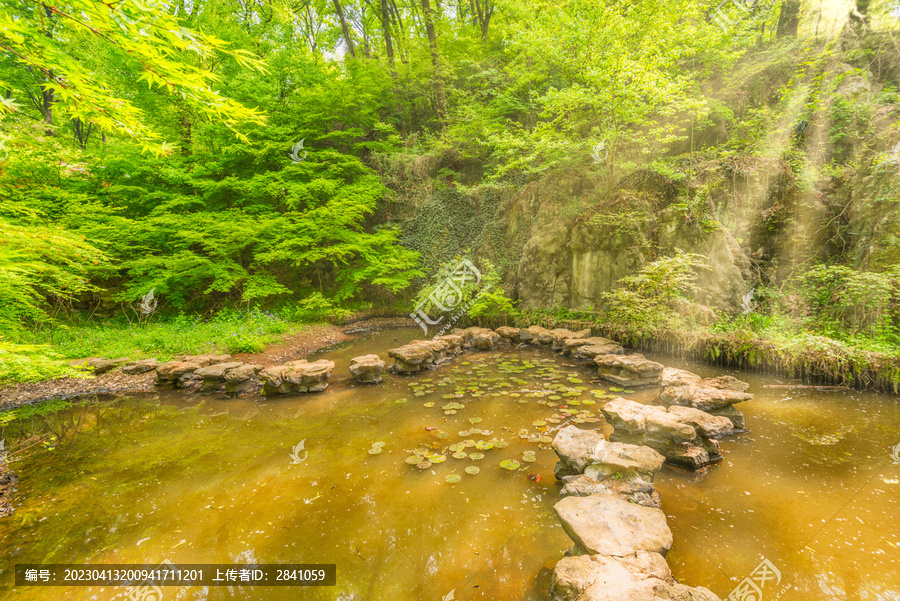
[1,309,319,386]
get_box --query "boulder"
[195,361,245,392]
[223,364,263,395]
[260,359,335,395]
[554,493,673,557]
[595,354,664,387]
[552,425,665,477]
[551,552,722,601]
[601,398,724,470]
[179,354,233,367]
[665,406,735,438]
[708,404,746,430]
[572,342,626,361]
[550,328,591,350]
[658,367,702,388]
[122,358,159,375]
[494,326,521,341]
[459,327,501,350]
[387,340,445,373]
[523,325,554,345]
[88,357,130,375]
[435,334,464,353]
[659,383,752,412]
[155,361,201,386]
[349,354,385,384]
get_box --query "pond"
[0,326,898,600]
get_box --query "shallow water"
[0,328,898,601]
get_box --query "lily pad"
[522,454,536,463]
[436,430,449,439]
[368,448,382,455]
[465,466,480,475]
[372,442,386,448]
[446,474,462,483]
[532,420,547,427]
[417,461,432,470]
[500,459,521,471]
[493,440,509,449]
[452,451,468,459]
[468,417,482,424]
[623,389,635,394]
[423,402,435,407]
[609,387,624,392]
[458,430,471,437]
[469,452,485,460]
[395,398,407,404]
[430,454,447,464]
[539,436,553,443]
[406,455,424,465]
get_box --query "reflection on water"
[0,329,897,601]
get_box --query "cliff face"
[400,37,900,314]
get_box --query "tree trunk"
[420,0,446,120]
[180,108,192,156]
[776,0,800,37]
[473,0,493,38]
[332,0,356,58]
[380,0,395,68]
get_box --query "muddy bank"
[0,319,415,409]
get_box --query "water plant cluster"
[370,355,634,483]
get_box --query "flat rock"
[223,364,263,394]
[595,354,664,387]
[88,357,130,375]
[703,375,750,392]
[122,358,159,375]
[195,361,245,380]
[601,398,698,441]
[666,405,735,438]
[179,354,232,367]
[349,354,385,384]
[551,552,722,601]
[560,475,660,508]
[658,367,702,388]
[554,493,672,557]
[573,342,626,361]
[435,334,464,352]
[564,337,619,356]
[155,361,201,385]
[552,425,665,476]
[659,383,752,411]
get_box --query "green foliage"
[0,218,107,336]
[602,251,709,330]
[799,265,900,338]
[283,293,354,323]
[29,308,303,361]
[0,397,72,426]
[0,341,88,385]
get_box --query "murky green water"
[0,328,898,600]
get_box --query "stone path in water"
[75,323,754,600]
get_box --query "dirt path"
[0,318,415,410]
